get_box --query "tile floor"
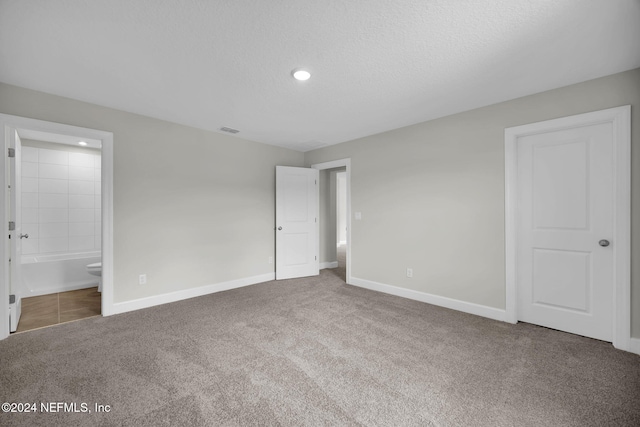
[15,287,101,333]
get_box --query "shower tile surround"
[20,142,101,256]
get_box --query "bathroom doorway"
[0,114,114,339]
[14,135,103,332]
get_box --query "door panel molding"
[505,105,631,351]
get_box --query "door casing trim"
[0,114,114,340]
[312,159,352,285]
[504,105,631,351]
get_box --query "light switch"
[355,212,362,220]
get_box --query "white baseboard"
[320,261,338,269]
[628,338,640,356]
[350,276,506,322]
[111,272,275,315]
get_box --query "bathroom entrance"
[13,134,103,332]
[0,114,114,339]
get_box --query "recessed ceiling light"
[292,68,311,81]
[78,141,88,146]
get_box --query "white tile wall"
[40,237,68,253]
[20,145,101,255]
[22,177,39,193]
[39,179,68,194]
[22,208,38,223]
[39,194,68,208]
[69,195,94,209]
[22,147,39,162]
[69,166,94,181]
[22,162,39,178]
[39,163,68,179]
[39,208,68,223]
[22,238,39,255]
[39,149,68,165]
[69,222,94,236]
[39,223,68,238]
[69,180,94,195]
[69,152,94,167]
[22,193,39,208]
[69,236,94,251]
[69,209,94,223]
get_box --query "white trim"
[0,114,114,339]
[320,261,338,269]
[629,338,640,356]
[504,105,631,351]
[311,158,352,285]
[111,273,274,315]
[350,276,506,322]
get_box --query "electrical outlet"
[406,268,413,278]
[268,256,273,264]
[139,274,147,285]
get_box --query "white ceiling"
[1,1,639,152]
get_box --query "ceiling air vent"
[219,127,239,134]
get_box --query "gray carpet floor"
[1,248,639,426]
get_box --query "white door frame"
[312,159,352,285]
[0,114,115,340]
[504,105,631,351]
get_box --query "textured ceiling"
[1,0,639,152]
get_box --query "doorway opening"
[312,159,352,285]
[14,136,102,332]
[0,114,114,340]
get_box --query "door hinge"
[315,256,317,261]
[8,148,15,158]
[8,221,15,231]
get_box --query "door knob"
[20,234,29,239]
[599,239,610,247]
[277,226,282,231]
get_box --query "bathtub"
[21,251,101,297]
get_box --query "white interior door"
[275,166,319,280]
[517,122,614,341]
[9,130,23,331]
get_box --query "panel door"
[517,122,613,341]
[275,166,319,280]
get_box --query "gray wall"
[0,83,304,303]
[305,68,640,337]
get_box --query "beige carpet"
[1,251,639,426]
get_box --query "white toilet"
[87,262,102,292]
